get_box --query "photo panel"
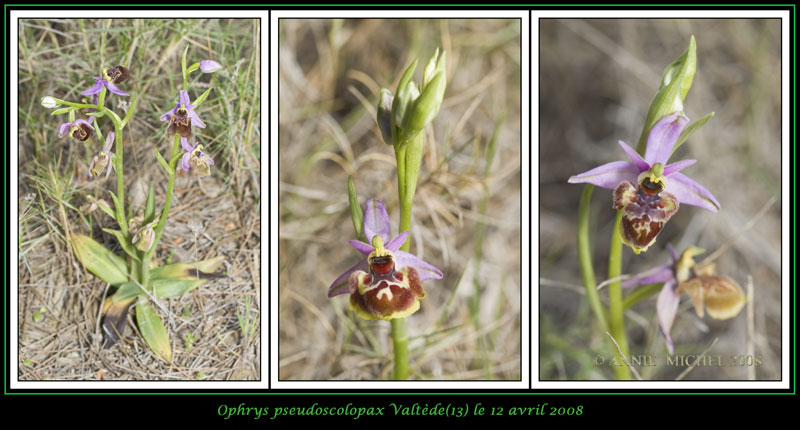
[271,10,530,388]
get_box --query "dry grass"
[279,19,522,380]
[540,19,782,380]
[17,18,261,380]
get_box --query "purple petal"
[187,108,206,128]
[105,158,114,178]
[621,264,674,288]
[328,259,368,297]
[385,231,410,252]
[644,113,689,165]
[667,243,679,264]
[200,60,222,73]
[663,159,696,176]
[395,251,443,281]
[103,131,115,152]
[160,107,177,122]
[207,155,214,166]
[74,119,94,130]
[363,199,390,243]
[58,122,71,138]
[618,140,649,172]
[81,78,104,96]
[665,172,720,212]
[105,81,129,97]
[180,137,195,152]
[179,90,191,107]
[657,280,680,355]
[180,152,192,172]
[348,240,373,256]
[567,161,638,190]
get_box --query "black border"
[2,4,795,425]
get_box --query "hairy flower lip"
[328,199,442,302]
[622,244,745,354]
[568,113,720,213]
[58,118,94,141]
[160,90,206,138]
[178,137,214,177]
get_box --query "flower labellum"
[200,60,222,73]
[348,235,426,321]
[623,244,746,354]
[82,65,130,97]
[58,119,94,141]
[89,131,115,178]
[329,199,443,321]
[178,137,214,177]
[129,216,158,252]
[569,113,720,253]
[160,90,206,138]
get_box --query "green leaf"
[192,87,213,107]
[150,256,225,280]
[152,279,205,299]
[50,107,72,116]
[186,62,201,74]
[110,282,140,302]
[348,176,365,242]
[121,92,137,129]
[71,234,128,285]
[155,148,171,174]
[102,228,140,261]
[135,301,172,362]
[672,112,714,155]
[144,182,156,223]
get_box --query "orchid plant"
[42,46,225,363]
[328,49,446,379]
[570,37,744,379]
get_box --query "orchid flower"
[160,90,206,138]
[328,199,443,321]
[178,137,214,177]
[82,65,130,97]
[623,244,745,354]
[89,131,115,178]
[58,118,94,141]
[569,113,720,253]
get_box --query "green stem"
[389,130,424,380]
[577,185,608,330]
[608,211,631,380]
[144,135,180,264]
[390,318,409,380]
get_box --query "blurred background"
[279,19,521,380]
[17,18,261,380]
[540,19,782,380]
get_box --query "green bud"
[636,36,697,154]
[40,96,59,109]
[394,80,419,130]
[377,88,394,145]
[402,72,445,134]
[348,176,366,242]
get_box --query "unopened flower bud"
[41,96,59,109]
[200,60,222,73]
[377,89,394,145]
